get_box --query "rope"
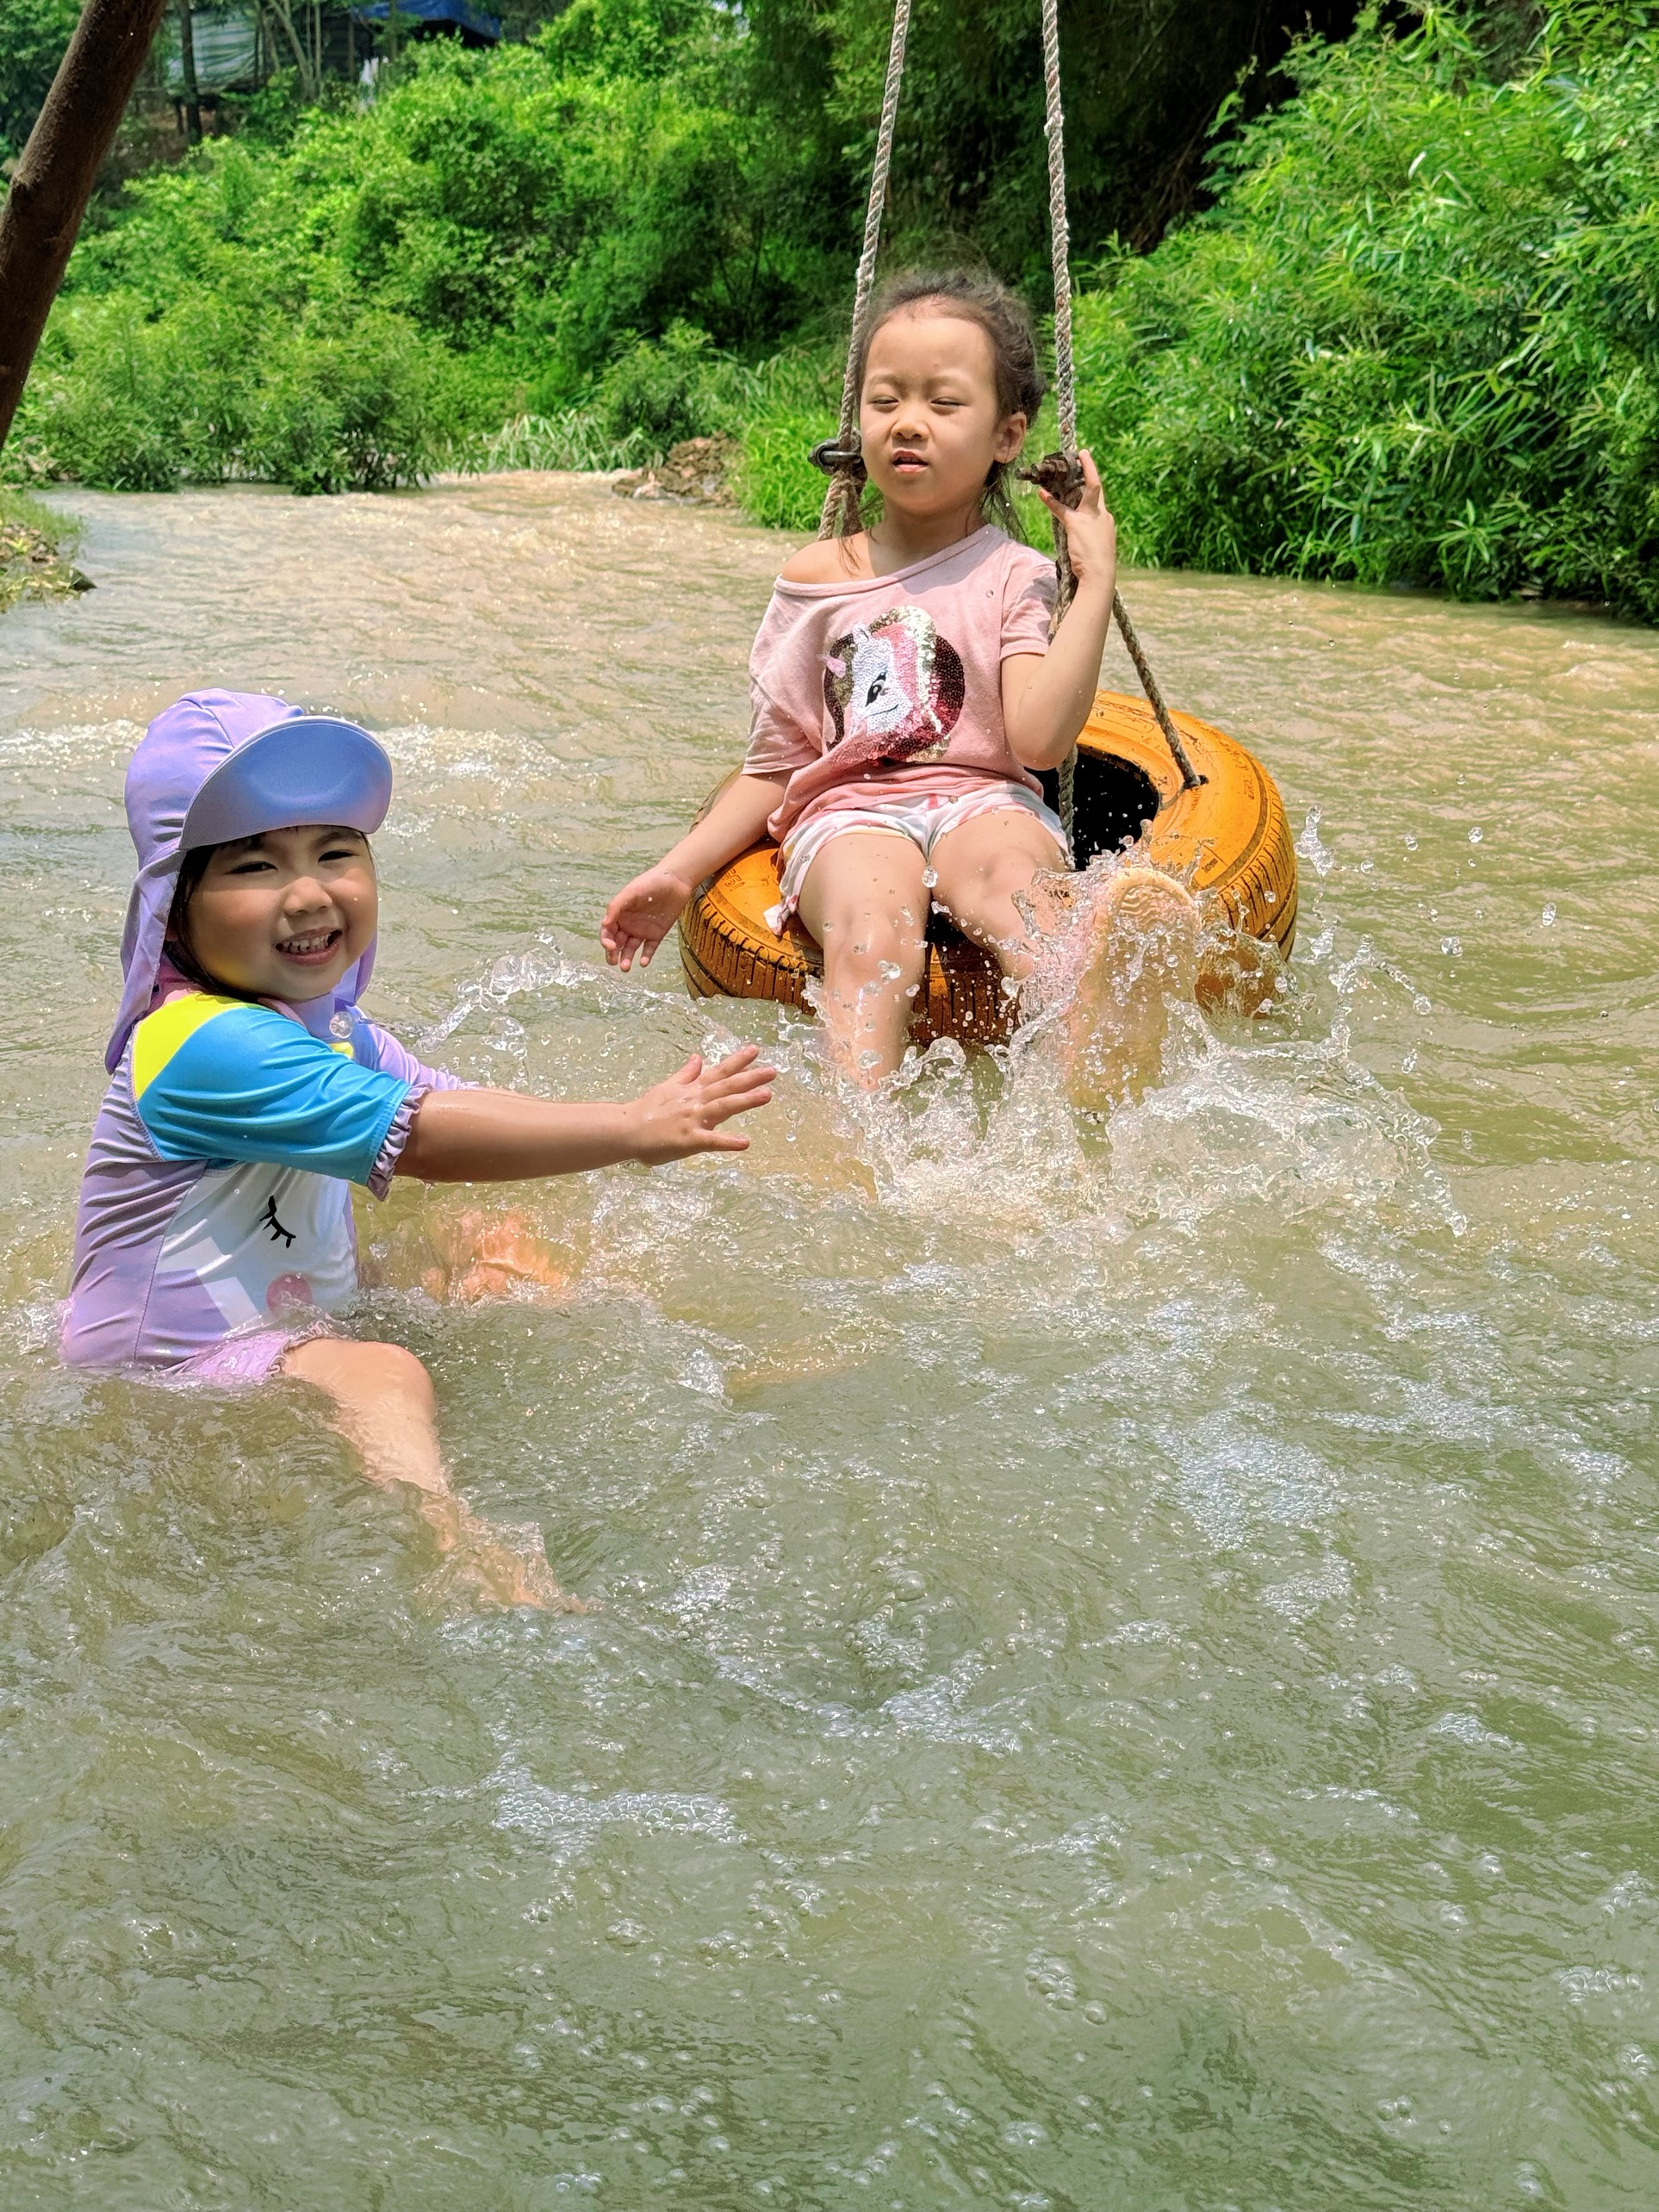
[816,0,914,540]
[1040,0,1081,831]
[1038,0,1202,815]
[1042,0,1077,460]
[1113,592,1204,789]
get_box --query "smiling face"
[175,823,377,1003]
[858,305,1028,528]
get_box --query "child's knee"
[289,1334,434,1417]
[353,1339,436,1412]
[823,912,923,979]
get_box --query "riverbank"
[0,492,90,611]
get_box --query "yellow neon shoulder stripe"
[132,993,247,1099]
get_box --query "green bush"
[595,323,749,449]
[0,0,78,161]
[1072,5,1659,615]
[11,290,492,494]
[8,4,835,495]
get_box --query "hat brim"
[179,717,392,853]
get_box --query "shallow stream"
[1,474,1656,2209]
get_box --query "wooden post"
[176,0,203,143]
[0,0,171,459]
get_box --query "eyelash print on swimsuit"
[258,1194,297,1248]
[822,605,966,767]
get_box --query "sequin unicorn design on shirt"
[823,604,966,768]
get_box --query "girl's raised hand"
[1036,449,1117,588]
[624,1046,775,1163]
[600,863,695,971]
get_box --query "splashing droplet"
[1296,806,1335,879]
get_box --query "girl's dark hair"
[848,269,1047,539]
[164,843,239,997]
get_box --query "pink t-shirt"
[742,525,1057,844]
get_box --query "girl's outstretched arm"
[1002,450,1119,774]
[396,1047,775,1181]
[601,773,787,972]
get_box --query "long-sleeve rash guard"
[64,991,462,1370]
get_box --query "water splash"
[1296,805,1337,878]
[419,935,594,1051]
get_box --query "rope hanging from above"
[1033,0,1202,814]
[810,0,914,540]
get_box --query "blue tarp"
[353,0,501,38]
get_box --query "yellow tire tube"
[678,687,1298,1046]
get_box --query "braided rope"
[1114,592,1203,788]
[817,0,914,540]
[1042,0,1077,459]
[1040,0,1201,810]
[1040,0,1081,832]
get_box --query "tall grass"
[1071,5,1659,615]
[472,409,650,474]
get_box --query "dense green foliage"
[10,0,1659,614]
[1072,5,1659,614]
[0,0,78,161]
[3,0,1354,494]
[8,2,843,491]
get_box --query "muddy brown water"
[1,472,1657,2209]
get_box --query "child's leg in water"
[282,1336,569,1608]
[928,811,1199,1103]
[794,830,928,1084]
[926,806,1068,981]
[1059,868,1200,1105]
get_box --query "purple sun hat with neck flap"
[108,689,394,1072]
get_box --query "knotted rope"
[813,0,914,539]
[1037,0,1202,820]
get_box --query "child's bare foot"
[417,1492,589,1612]
[1062,867,1201,1109]
[447,1208,573,1303]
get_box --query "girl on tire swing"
[600,270,1198,1097]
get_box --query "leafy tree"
[0,0,82,161]
[1070,6,1659,614]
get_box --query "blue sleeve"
[136,1003,414,1184]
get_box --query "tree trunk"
[263,0,317,100]
[176,0,203,145]
[0,0,171,460]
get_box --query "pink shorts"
[768,784,1069,930]
[158,1318,335,1389]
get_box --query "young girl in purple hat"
[65,689,774,1605]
